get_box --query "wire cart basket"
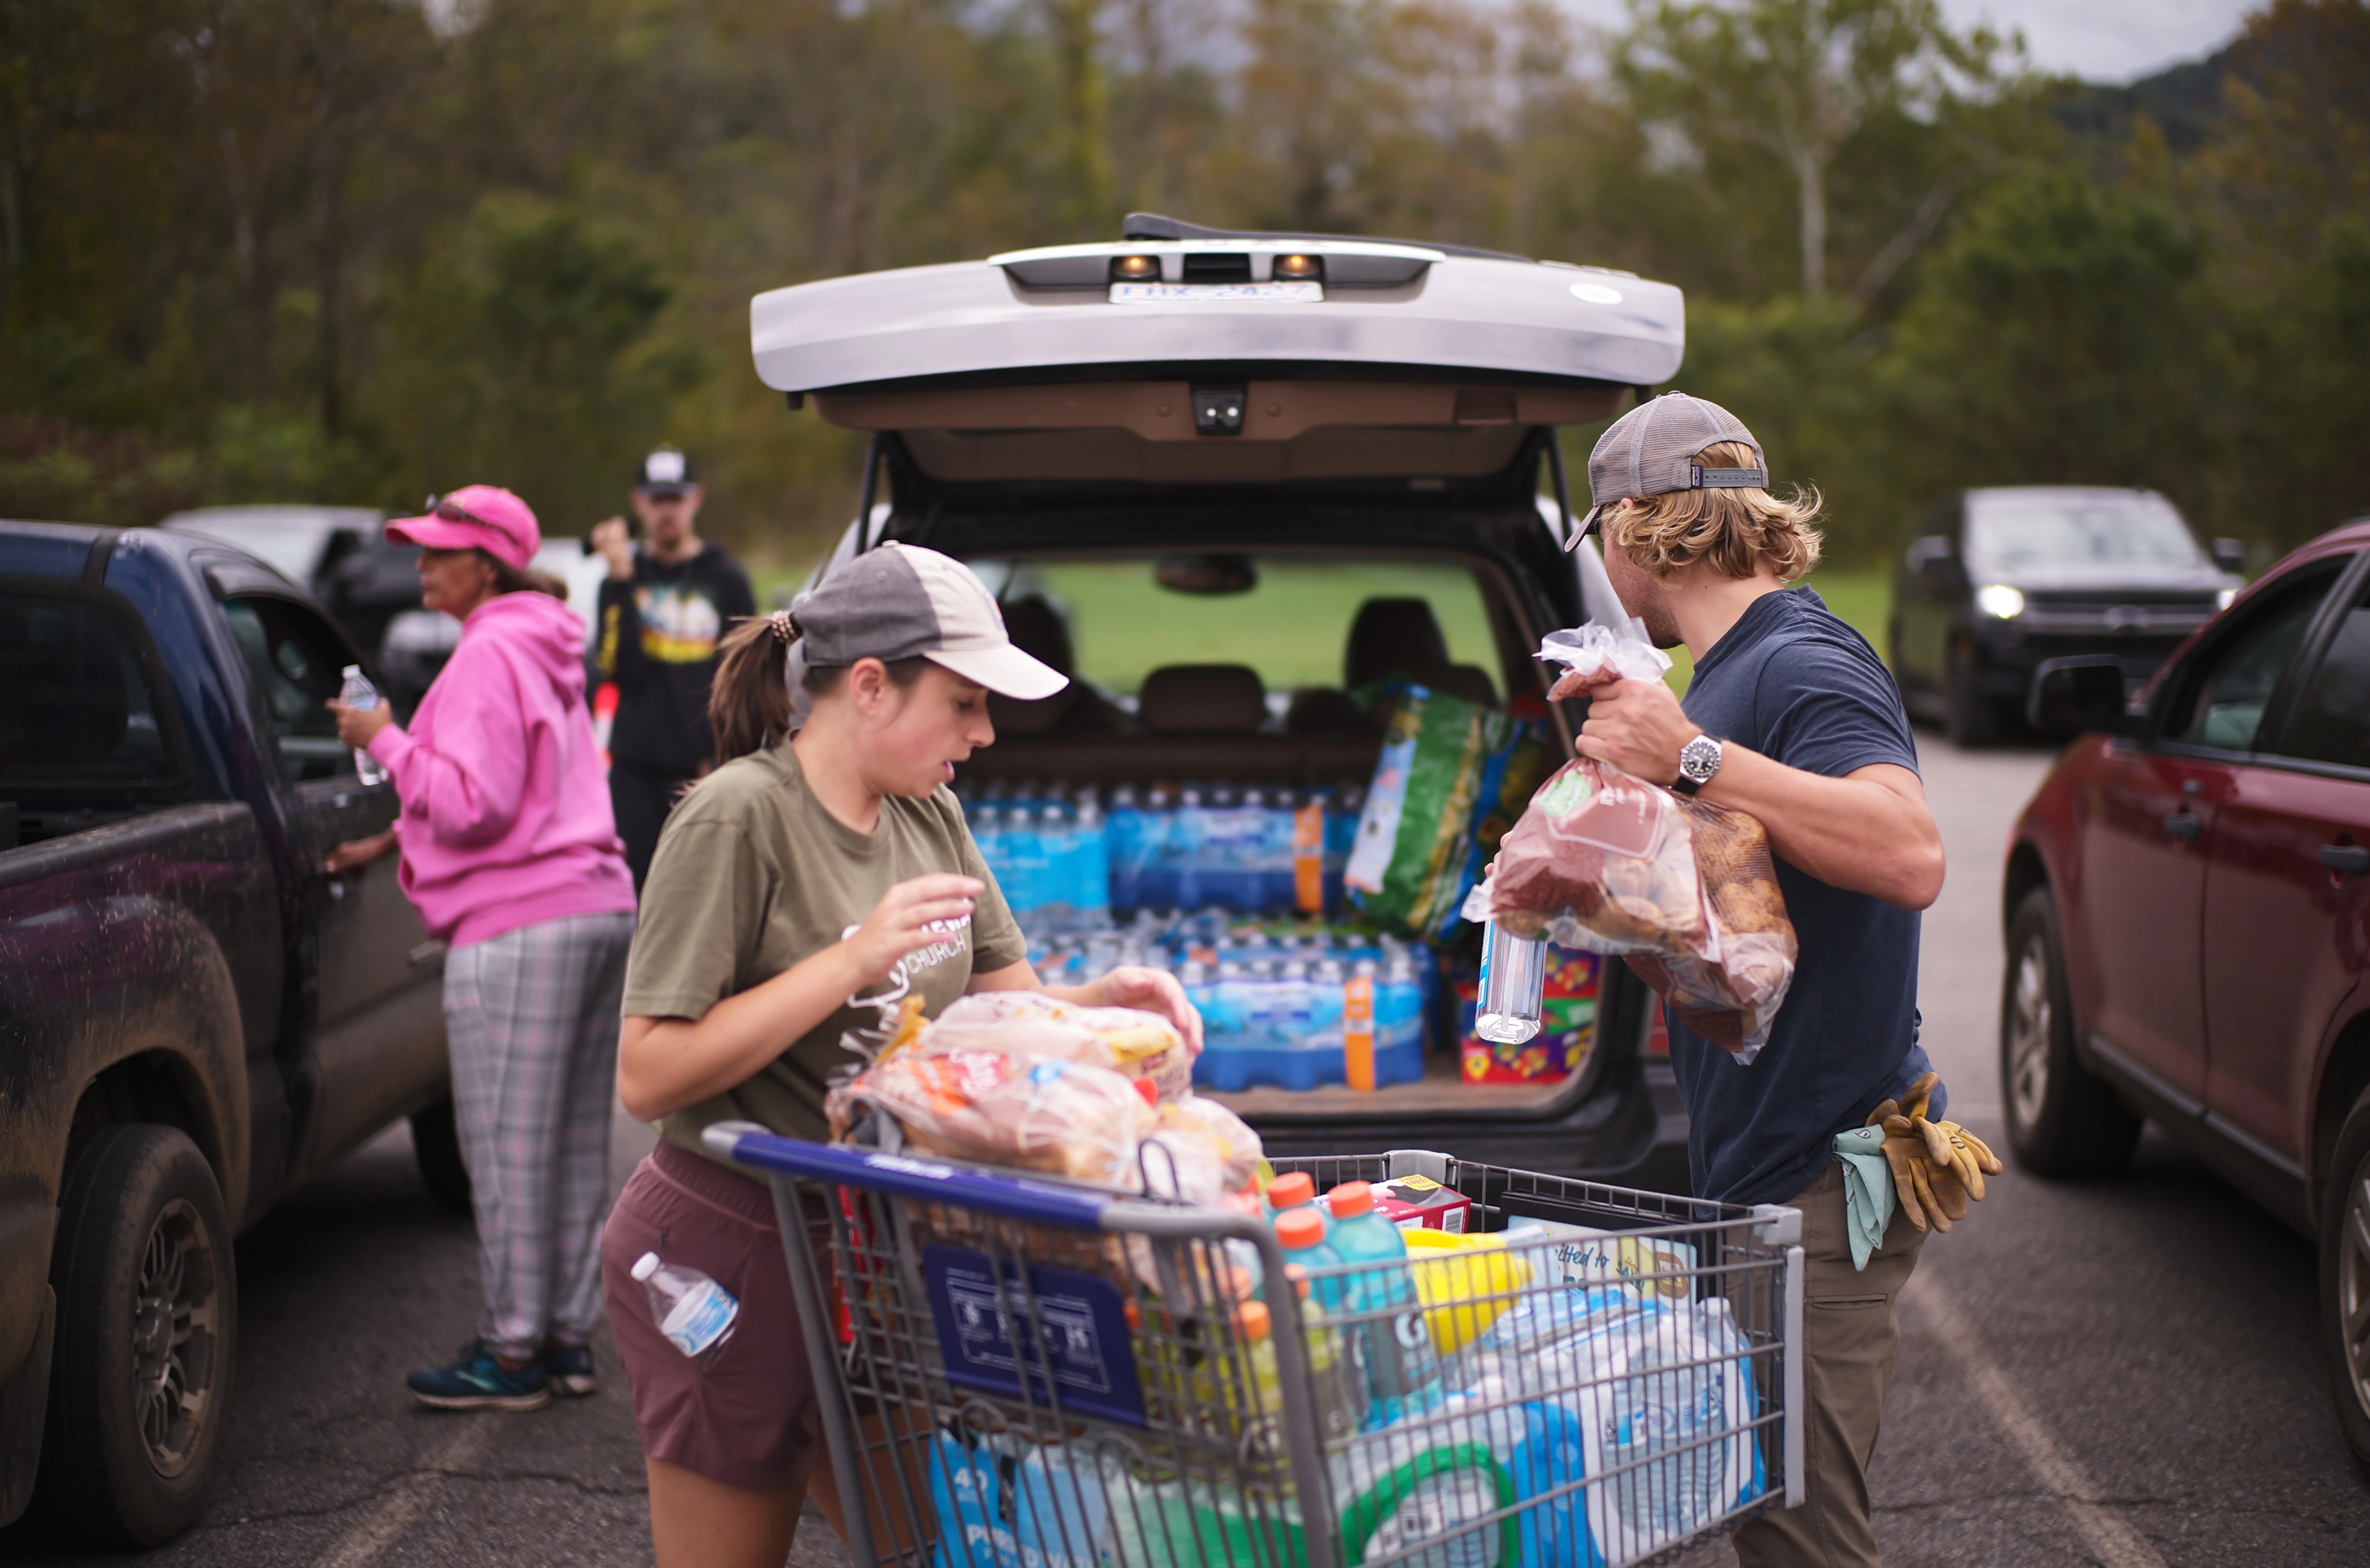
[705,1124,1806,1568]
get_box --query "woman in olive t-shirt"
[599,543,1202,1568]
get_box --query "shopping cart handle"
[703,1124,1117,1229]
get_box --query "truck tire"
[1945,645,2000,748]
[2322,1085,2370,1479]
[1999,886,2141,1176]
[31,1125,236,1547]
[411,1098,474,1217]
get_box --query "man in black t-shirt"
[591,447,757,891]
[1560,395,1947,1568]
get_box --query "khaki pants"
[1733,1160,1925,1568]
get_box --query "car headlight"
[2216,588,2238,611]
[1976,583,2025,620]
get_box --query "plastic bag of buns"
[825,1047,1157,1189]
[1468,625,1797,1060]
[896,990,1195,1102]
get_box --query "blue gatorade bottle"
[1326,1181,1444,1428]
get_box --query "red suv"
[2002,517,2370,1470]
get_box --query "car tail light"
[1109,254,1158,281]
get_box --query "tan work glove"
[1864,1072,2004,1234]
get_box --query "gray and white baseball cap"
[793,541,1068,700]
[1566,392,1769,550]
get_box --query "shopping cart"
[705,1124,1805,1568]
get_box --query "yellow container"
[1402,1231,1532,1355]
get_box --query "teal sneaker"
[542,1341,597,1397]
[406,1339,550,1411]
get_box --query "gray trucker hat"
[1566,392,1769,550]
[791,541,1068,700]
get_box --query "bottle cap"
[630,1251,660,1282]
[1266,1172,1315,1209]
[1131,1075,1159,1107]
[1274,1208,1326,1248]
[1327,1181,1374,1218]
[1236,1299,1272,1341]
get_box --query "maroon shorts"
[601,1141,835,1493]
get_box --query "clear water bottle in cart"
[338,666,388,785]
[631,1251,738,1367]
[1474,919,1544,1045]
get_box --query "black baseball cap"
[634,446,697,498]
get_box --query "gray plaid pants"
[443,910,635,1358]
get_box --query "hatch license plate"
[1107,280,1323,304]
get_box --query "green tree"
[1614,0,2000,300]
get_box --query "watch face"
[1681,735,1721,781]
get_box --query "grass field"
[1030,558,1891,698]
[760,555,1892,696]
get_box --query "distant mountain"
[2051,46,2235,155]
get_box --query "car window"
[1965,493,2202,573]
[0,593,182,790]
[2169,568,2339,752]
[980,556,1499,699]
[221,596,356,781]
[2282,576,2370,770]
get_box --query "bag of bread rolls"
[1468,626,1798,1061]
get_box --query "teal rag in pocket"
[1832,1125,1894,1271]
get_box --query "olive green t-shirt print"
[623,737,1025,1159]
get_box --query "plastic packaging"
[1326,1182,1445,1428]
[1345,686,1508,938]
[630,1251,738,1366]
[913,991,1194,1102]
[1470,625,1798,1061]
[338,666,388,784]
[1474,919,1544,1045]
[826,1045,1158,1188]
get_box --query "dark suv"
[1889,485,2245,744]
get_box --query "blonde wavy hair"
[1600,439,1824,582]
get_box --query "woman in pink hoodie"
[330,485,636,1412]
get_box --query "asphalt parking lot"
[6,736,2368,1568]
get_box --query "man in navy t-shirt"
[1562,394,1946,1568]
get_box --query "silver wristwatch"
[1672,733,1723,795]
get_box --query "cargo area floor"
[1202,1050,1576,1118]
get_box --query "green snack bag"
[1344,684,1510,937]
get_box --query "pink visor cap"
[384,485,540,570]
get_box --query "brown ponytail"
[707,611,934,768]
[709,616,794,765]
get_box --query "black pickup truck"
[0,520,460,1546]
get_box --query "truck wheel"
[1945,647,2000,747]
[1999,887,2141,1176]
[2323,1087,2370,1479]
[410,1099,474,1217]
[31,1125,236,1547]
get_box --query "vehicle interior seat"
[960,659,1382,786]
[1337,596,1501,709]
[988,595,1127,736]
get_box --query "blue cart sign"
[922,1245,1144,1428]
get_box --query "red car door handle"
[2319,844,2370,876]
[2163,812,2202,840]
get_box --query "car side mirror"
[2028,656,2134,738]
[1903,535,1955,580]
[2210,537,2246,574]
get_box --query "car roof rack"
[1120,212,1531,265]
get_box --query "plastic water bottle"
[631,1251,738,1367]
[1325,1181,1444,1427]
[1475,919,1545,1045]
[1171,785,1208,909]
[1379,952,1428,1054]
[1073,788,1111,929]
[1344,958,1379,1091]
[1140,784,1179,910]
[1037,797,1076,932]
[1004,798,1046,925]
[1271,1252,1367,1442]
[339,666,388,784]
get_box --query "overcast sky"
[1557,0,2262,84]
